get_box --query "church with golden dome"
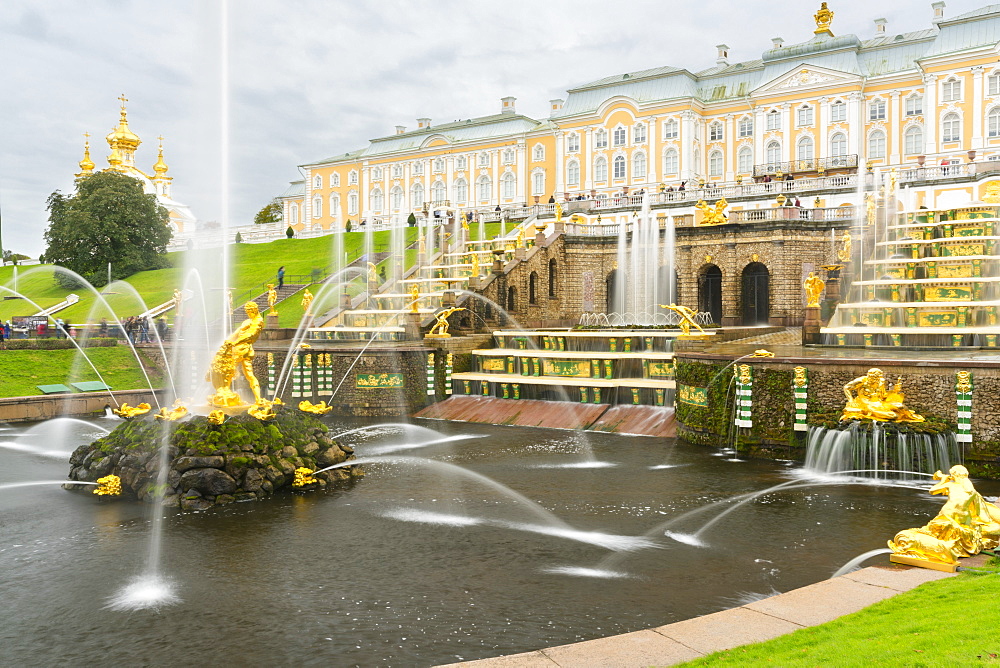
[76,95,196,237]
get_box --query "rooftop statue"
[889,465,1000,565]
[842,368,924,422]
[208,301,265,408]
[695,197,728,225]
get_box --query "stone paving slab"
[841,564,954,591]
[742,575,902,627]
[439,650,560,667]
[540,629,701,668]
[653,606,804,655]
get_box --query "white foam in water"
[648,464,688,470]
[664,531,708,548]
[105,574,180,611]
[365,434,484,456]
[379,508,483,527]
[541,566,634,579]
[0,441,73,459]
[528,461,617,469]
[501,522,659,552]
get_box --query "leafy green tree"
[43,171,170,287]
[285,226,295,238]
[234,231,243,243]
[406,212,417,227]
[254,198,283,225]
[2,250,29,265]
[345,219,352,233]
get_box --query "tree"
[254,198,283,226]
[406,212,417,227]
[285,226,295,238]
[345,219,352,233]
[43,171,171,287]
[234,231,243,243]
[2,250,29,265]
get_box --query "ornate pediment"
[753,65,860,97]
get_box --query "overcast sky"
[0,0,990,257]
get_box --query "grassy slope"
[680,561,1000,667]
[1,223,502,324]
[0,347,163,397]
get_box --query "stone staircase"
[726,327,801,345]
[231,283,305,326]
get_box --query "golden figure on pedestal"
[427,307,465,338]
[114,402,151,419]
[207,301,265,407]
[660,304,705,336]
[555,202,563,223]
[837,231,852,263]
[841,368,924,422]
[154,400,188,421]
[301,288,314,315]
[471,253,480,277]
[889,465,1000,567]
[298,400,332,415]
[266,284,278,314]
[409,284,420,313]
[367,262,379,283]
[695,198,728,225]
[804,271,825,307]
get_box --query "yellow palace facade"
[282,3,1000,230]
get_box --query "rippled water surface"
[1,416,989,666]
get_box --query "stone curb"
[437,562,961,668]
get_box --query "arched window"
[632,152,647,179]
[612,126,626,147]
[595,129,608,148]
[348,191,358,215]
[942,113,961,142]
[312,196,322,218]
[371,167,383,181]
[532,170,545,195]
[412,161,424,176]
[434,158,445,172]
[532,144,545,161]
[331,173,340,187]
[454,178,468,204]
[633,123,647,144]
[390,186,402,210]
[391,164,402,178]
[708,150,723,177]
[988,108,1000,138]
[370,187,384,213]
[737,146,753,174]
[738,116,753,137]
[506,286,516,312]
[529,272,538,304]
[456,156,467,171]
[990,72,1000,96]
[663,119,679,139]
[503,148,515,163]
[479,152,490,167]
[594,156,608,182]
[348,170,358,185]
[662,148,678,175]
[330,193,341,216]
[566,133,580,153]
[431,180,446,203]
[709,122,723,141]
[765,141,781,167]
[567,159,580,186]
[905,94,923,116]
[904,126,923,155]
[830,132,847,157]
[942,77,962,102]
[501,172,515,200]
[313,175,322,189]
[766,110,781,131]
[796,136,814,165]
[477,175,491,201]
[548,259,557,297]
[830,100,847,122]
[613,155,626,179]
[868,99,886,121]
[411,183,424,208]
[796,104,814,127]
[868,130,886,159]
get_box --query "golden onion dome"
[106,94,141,150]
[152,137,168,176]
[78,138,95,174]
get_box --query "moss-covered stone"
[68,406,361,511]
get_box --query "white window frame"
[663,119,679,139]
[370,187,384,213]
[348,170,358,185]
[454,178,468,204]
[331,173,340,187]
[476,176,491,201]
[312,196,322,217]
[766,110,781,131]
[942,113,961,142]
[413,161,424,176]
[500,173,515,200]
[796,104,814,127]
[709,122,723,141]
[830,132,847,157]
[708,150,723,177]
[830,101,846,123]
[662,149,678,175]
[796,136,814,163]
[532,170,545,195]
[738,117,753,138]
[595,129,608,148]
[942,77,962,102]
[613,154,626,179]
[313,175,322,189]
[612,126,627,147]
[633,151,647,179]
[566,133,580,153]
[594,156,608,182]
[532,144,545,161]
[502,149,515,164]
[904,125,923,154]
[869,99,886,121]
[633,123,647,144]
[566,159,580,186]
[765,141,781,166]
[868,130,886,159]
[905,94,923,116]
[988,108,1000,138]
[431,180,446,204]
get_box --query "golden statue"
[418,234,426,254]
[154,401,188,421]
[750,349,774,358]
[461,212,470,233]
[555,202,563,223]
[660,303,705,336]
[889,465,1000,566]
[114,402,150,419]
[471,253,480,276]
[173,289,183,309]
[842,368,924,422]
[409,284,420,313]
[516,228,525,248]
[207,410,226,425]
[427,307,466,338]
[299,400,333,415]
[804,271,825,307]
[865,192,876,226]
[207,301,265,407]
[301,288,314,315]
[367,262,379,283]
[266,284,278,315]
[292,467,318,488]
[814,2,834,35]
[94,474,122,497]
[247,402,276,421]
[836,231,852,263]
[695,197,728,225]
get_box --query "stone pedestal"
[266,313,279,329]
[441,291,456,308]
[535,231,546,246]
[340,291,352,308]
[514,247,526,261]
[404,312,422,340]
[492,258,503,274]
[553,221,565,234]
[802,306,822,344]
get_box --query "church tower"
[150,136,172,197]
[76,133,95,178]
[105,93,141,171]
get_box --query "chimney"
[395,125,406,135]
[874,18,887,34]
[932,1,946,24]
[501,96,516,114]
[771,37,784,49]
[549,99,564,117]
[716,44,729,66]
[417,118,431,129]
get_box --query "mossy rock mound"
[68,406,361,511]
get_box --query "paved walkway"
[439,561,970,668]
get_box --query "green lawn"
[0,346,164,397]
[680,559,1000,667]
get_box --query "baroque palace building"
[75,95,197,236]
[282,2,1000,230]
